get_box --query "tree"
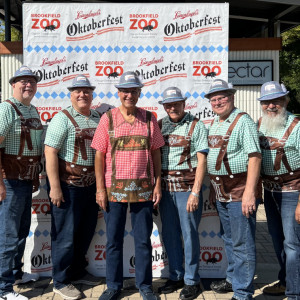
[280,25,300,114]
[0,18,22,41]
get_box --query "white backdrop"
[23,2,229,278]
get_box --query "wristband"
[96,189,106,194]
[191,192,199,197]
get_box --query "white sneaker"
[14,272,39,285]
[0,291,28,300]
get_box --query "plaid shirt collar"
[9,97,33,109]
[69,105,98,118]
[214,107,238,124]
[114,107,146,128]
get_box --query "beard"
[261,107,287,133]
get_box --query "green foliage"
[280,25,300,113]
[0,18,22,41]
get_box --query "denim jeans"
[216,200,258,300]
[104,201,153,291]
[159,190,202,285]
[47,180,98,288]
[0,179,33,296]
[264,189,300,300]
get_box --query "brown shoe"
[263,282,285,296]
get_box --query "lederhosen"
[258,116,300,191]
[1,100,42,191]
[106,109,153,202]
[159,117,199,192]
[58,110,97,187]
[208,112,262,202]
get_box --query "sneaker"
[72,273,102,286]
[139,288,158,300]
[14,272,39,285]
[99,288,121,300]
[53,284,82,300]
[263,281,286,296]
[210,279,232,293]
[158,279,184,294]
[0,291,28,300]
[179,284,201,300]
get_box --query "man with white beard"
[257,81,300,300]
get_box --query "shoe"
[139,288,158,300]
[263,281,286,296]
[53,284,82,300]
[179,284,201,300]
[0,291,28,300]
[210,279,232,293]
[99,289,121,300]
[14,272,39,285]
[158,279,184,294]
[72,272,102,286]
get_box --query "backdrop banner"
[23,2,229,278]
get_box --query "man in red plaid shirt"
[91,71,164,300]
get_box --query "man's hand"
[186,193,199,213]
[242,190,256,218]
[295,202,300,224]
[49,187,64,207]
[96,190,108,211]
[152,185,161,208]
[0,180,6,202]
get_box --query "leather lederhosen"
[58,110,97,187]
[1,100,42,191]
[106,109,153,203]
[159,117,198,192]
[258,116,300,191]
[208,112,262,202]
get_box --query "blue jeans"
[104,201,153,291]
[47,180,98,288]
[264,189,300,300]
[216,200,258,300]
[159,190,202,285]
[0,179,33,296]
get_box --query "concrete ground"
[14,204,286,300]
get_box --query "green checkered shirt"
[258,112,300,176]
[0,97,43,156]
[207,108,261,175]
[160,113,208,171]
[44,106,101,166]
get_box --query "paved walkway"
[14,204,286,300]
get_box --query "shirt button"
[71,164,75,168]
[17,157,21,160]
[216,177,219,181]
[274,177,279,180]
[290,172,294,175]
[230,175,234,178]
[83,168,87,172]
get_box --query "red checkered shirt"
[91,107,164,187]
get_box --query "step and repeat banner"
[22,2,229,278]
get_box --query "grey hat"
[9,65,40,85]
[257,81,289,101]
[158,87,187,105]
[115,71,144,89]
[204,79,236,99]
[67,75,95,91]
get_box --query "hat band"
[163,96,185,101]
[260,91,287,98]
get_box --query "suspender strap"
[62,109,87,163]
[274,117,299,171]
[215,112,247,172]
[5,100,33,156]
[178,118,198,168]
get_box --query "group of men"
[0,66,299,300]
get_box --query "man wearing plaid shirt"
[257,81,300,299]
[206,79,262,300]
[44,75,101,300]
[91,71,164,300]
[0,66,42,300]
[157,87,208,300]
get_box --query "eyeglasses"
[118,89,140,96]
[209,96,230,105]
[260,98,286,106]
[16,79,37,86]
[164,101,185,109]
[71,89,93,95]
